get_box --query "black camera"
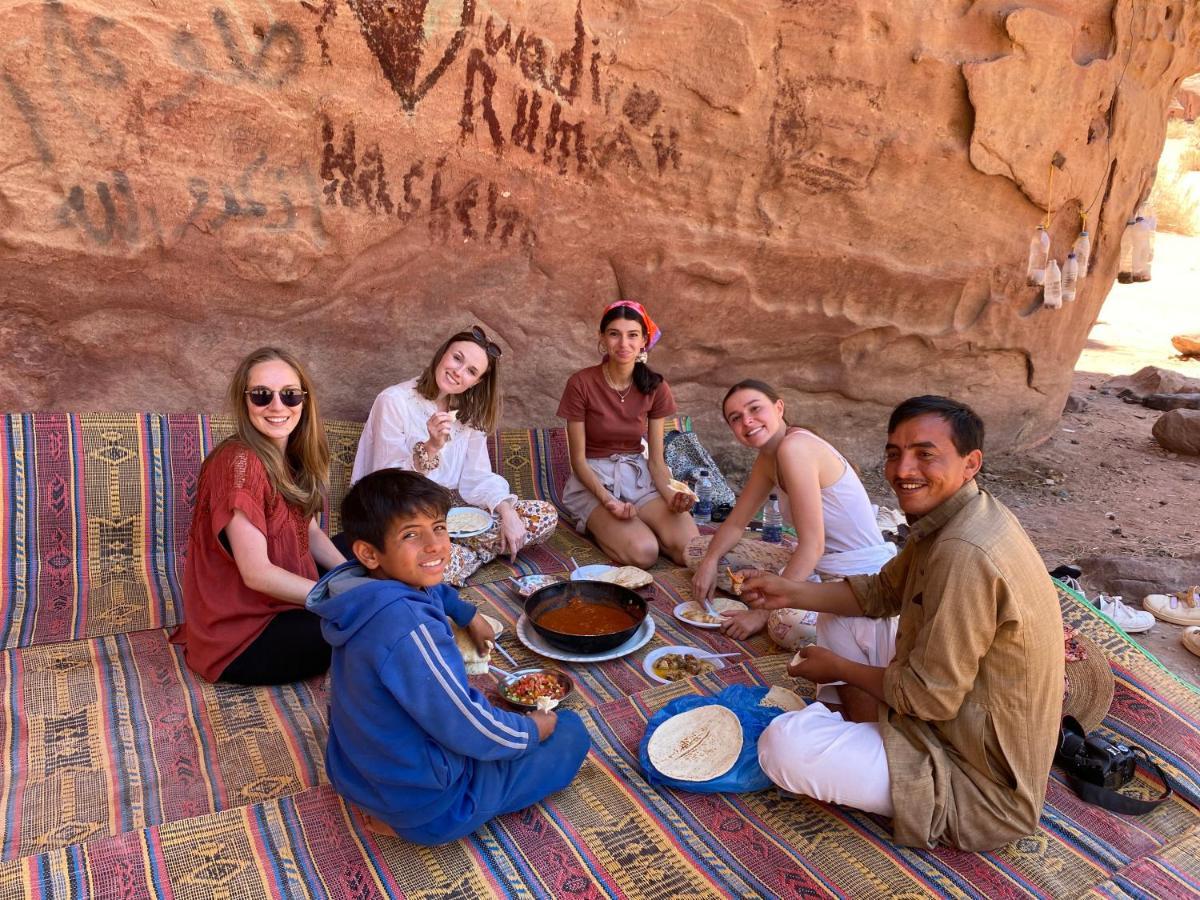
[1056,716,1137,790]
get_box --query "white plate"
[515,613,655,663]
[643,646,727,684]
[571,564,617,581]
[511,574,563,597]
[673,601,725,629]
[447,506,494,538]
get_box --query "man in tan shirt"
[748,396,1064,851]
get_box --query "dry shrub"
[1167,118,1191,140]
[1149,167,1199,236]
[1181,131,1200,173]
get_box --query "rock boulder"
[1173,334,1200,358]
[1077,554,1200,600]
[1152,408,1200,455]
[1,1,1198,464]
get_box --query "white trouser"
[756,612,898,817]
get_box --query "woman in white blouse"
[351,326,558,585]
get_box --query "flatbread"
[447,507,491,534]
[453,613,503,675]
[647,705,742,782]
[679,598,747,625]
[669,478,698,499]
[759,686,805,713]
[598,565,654,590]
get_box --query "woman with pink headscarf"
[557,302,698,567]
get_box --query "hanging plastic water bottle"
[761,494,783,544]
[1061,252,1079,302]
[1043,259,1062,309]
[693,470,713,524]
[1025,225,1050,286]
[1072,230,1091,276]
[1132,216,1153,282]
[1118,218,1136,283]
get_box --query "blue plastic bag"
[639,685,789,793]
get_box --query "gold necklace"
[602,365,633,403]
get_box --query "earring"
[636,350,648,364]
[598,341,607,358]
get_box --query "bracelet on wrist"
[412,440,441,473]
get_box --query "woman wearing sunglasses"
[351,326,558,585]
[557,301,698,567]
[172,347,345,684]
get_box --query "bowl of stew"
[525,580,649,653]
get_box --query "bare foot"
[721,608,769,640]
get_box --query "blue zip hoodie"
[307,562,539,828]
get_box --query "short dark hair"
[341,469,453,550]
[887,396,984,455]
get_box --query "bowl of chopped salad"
[497,667,574,711]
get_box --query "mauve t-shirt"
[557,365,676,457]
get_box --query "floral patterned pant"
[443,500,558,587]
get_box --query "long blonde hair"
[216,347,329,519]
[415,330,502,432]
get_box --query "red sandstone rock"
[0,1,1198,463]
[1171,74,1200,122]
[1106,366,1200,399]
[1153,409,1200,455]
[1173,334,1200,358]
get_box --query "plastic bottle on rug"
[1025,225,1050,286]
[693,470,713,524]
[1043,259,1062,309]
[762,494,783,543]
[1061,252,1079,302]
[1072,229,1091,276]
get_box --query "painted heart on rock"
[346,0,476,111]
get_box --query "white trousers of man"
[757,613,898,817]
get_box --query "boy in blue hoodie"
[308,469,590,845]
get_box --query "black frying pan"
[524,580,648,654]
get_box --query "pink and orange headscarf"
[602,300,662,351]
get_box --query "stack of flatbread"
[447,507,492,534]
[597,565,654,590]
[452,613,504,675]
[647,705,743,782]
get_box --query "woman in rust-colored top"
[557,301,698,567]
[171,347,345,684]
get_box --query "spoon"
[492,643,520,669]
[488,664,513,681]
[693,651,741,660]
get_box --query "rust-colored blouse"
[170,441,316,682]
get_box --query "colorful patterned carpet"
[1,414,1199,897]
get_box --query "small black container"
[525,580,648,654]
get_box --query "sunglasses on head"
[245,388,307,408]
[466,325,502,359]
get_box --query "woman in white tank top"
[686,380,896,647]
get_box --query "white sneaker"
[1095,593,1155,633]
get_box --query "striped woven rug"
[2,584,1196,897]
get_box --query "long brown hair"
[218,347,329,519]
[415,331,502,432]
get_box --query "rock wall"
[2,1,1198,464]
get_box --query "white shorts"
[561,452,659,527]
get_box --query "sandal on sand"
[1143,586,1200,626]
[1184,627,1200,659]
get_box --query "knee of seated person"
[627,539,660,569]
[758,712,823,784]
[553,710,591,760]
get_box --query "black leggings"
[219,608,331,686]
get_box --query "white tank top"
[774,429,886,554]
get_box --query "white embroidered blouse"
[350,378,517,513]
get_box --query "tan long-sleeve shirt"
[847,481,1064,851]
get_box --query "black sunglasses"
[466,325,502,359]
[245,388,307,408]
